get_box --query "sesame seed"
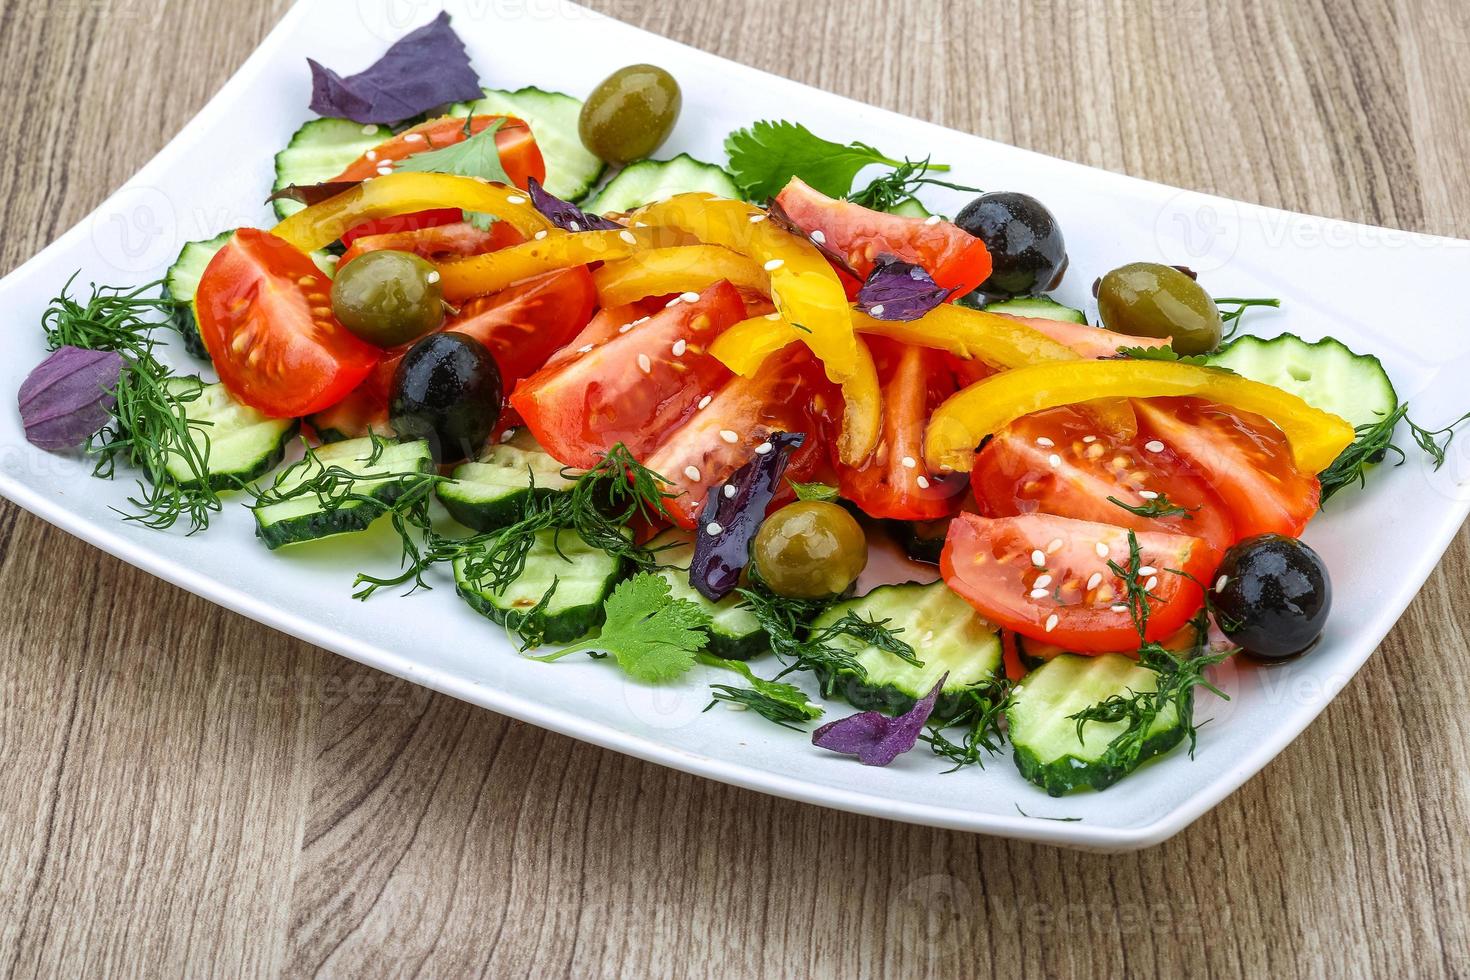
[720,429,738,444]
[672,339,687,357]
[634,221,648,228]
[365,149,378,162]
[680,291,700,303]
[425,270,440,284]
[1036,437,1055,447]
[763,259,785,271]
[1095,542,1110,558]
[1215,574,1229,592]
[916,476,930,489]
[754,442,773,455]
[568,221,581,232]
[1048,453,1062,468]
[1083,435,1098,444]
[1087,572,1103,590]
[632,316,650,325]
[764,312,782,321]
[1030,588,1050,600]
[870,304,886,317]
[810,229,826,244]
[684,465,702,481]
[924,214,942,225]
[577,345,593,354]
[1145,576,1159,591]
[706,522,723,536]
[619,230,637,245]
[1047,537,1064,553]
[1111,604,1129,613]
[1031,550,1046,567]
[618,322,635,334]
[376,164,393,176]
[666,296,683,308]
[404,133,425,143]
[1145,440,1166,453]
[749,213,766,223]
[1139,490,1159,500]
[901,456,916,469]
[1044,614,1059,633]
[637,353,652,374]
[1034,575,1053,588]
[1138,565,1158,576]
[361,124,380,135]
[723,485,737,499]
[506,195,528,205]
[501,428,516,442]
[534,230,548,240]
[698,395,712,410]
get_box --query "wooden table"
[3,1,1468,975]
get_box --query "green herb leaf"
[395,117,511,183]
[846,157,978,213]
[1114,344,1230,370]
[1214,296,1280,342]
[725,120,907,201]
[462,209,499,231]
[920,679,1013,771]
[1106,492,1198,520]
[1318,404,1408,502]
[533,573,711,683]
[699,653,823,728]
[788,479,839,502]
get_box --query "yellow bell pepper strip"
[709,314,801,376]
[435,226,668,302]
[591,245,769,307]
[925,359,1356,474]
[852,305,1080,368]
[271,172,551,252]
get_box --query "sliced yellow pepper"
[839,336,882,466]
[435,226,666,302]
[709,314,802,376]
[271,172,551,252]
[851,305,1079,367]
[925,359,1356,474]
[591,245,769,307]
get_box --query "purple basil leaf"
[526,178,623,232]
[308,12,483,125]
[856,257,952,320]
[690,431,805,601]
[811,674,947,766]
[264,181,363,208]
[18,346,125,451]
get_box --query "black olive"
[1213,534,1331,660]
[954,191,1068,299]
[389,333,503,464]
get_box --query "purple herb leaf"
[264,181,363,208]
[811,673,947,766]
[690,431,805,601]
[526,178,623,233]
[308,12,483,125]
[856,257,953,321]
[19,346,125,451]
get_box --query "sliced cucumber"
[163,232,233,359]
[438,432,579,532]
[252,437,433,550]
[454,528,624,644]
[648,530,768,661]
[1205,333,1396,430]
[457,87,604,200]
[984,295,1087,324]
[813,581,1002,719]
[587,154,738,214]
[161,378,298,492]
[272,118,387,219]
[887,197,932,218]
[1008,653,1187,796]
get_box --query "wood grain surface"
[2,0,1468,976]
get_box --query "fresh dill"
[1105,530,1156,640]
[1107,492,1198,520]
[1014,804,1082,822]
[1318,402,1470,503]
[920,679,1013,771]
[734,587,921,684]
[699,653,823,729]
[1214,296,1280,341]
[846,157,980,214]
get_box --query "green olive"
[578,64,681,166]
[1096,262,1223,355]
[752,501,868,600]
[330,250,445,348]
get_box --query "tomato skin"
[941,512,1219,652]
[511,281,747,468]
[332,115,545,189]
[339,220,522,266]
[1134,398,1320,540]
[970,405,1235,553]
[340,208,463,248]
[773,178,993,296]
[196,229,379,418]
[1000,314,1171,359]
[837,337,965,520]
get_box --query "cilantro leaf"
[530,573,710,683]
[1113,345,1233,371]
[725,120,905,201]
[788,479,839,502]
[394,117,511,183]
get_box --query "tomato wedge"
[969,405,1235,552]
[339,220,522,266]
[837,338,965,520]
[331,114,545,190]
[1134,398,1320,540]
[511,281,747,467]
[1000,315,1171,359]
[773,178,992,296]
[940,512,1219,652]
[195,229,379,418]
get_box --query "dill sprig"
[736,587,921,683]
[846,157,980,213]
[1105,530,1157,640]
[699,653,823,729]
[920,678,1013,771]
[40,276,220,532]
[1107,492,1198,521]
[1318,402,1470,503]
[1214,296,1280,341]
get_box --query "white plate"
[3,0,1468,851]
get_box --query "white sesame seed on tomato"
[916,476,930,489]
[1082,435,1097,443]
[1030,589,1050,600]
[810,229,826,244]
[1044,614,1059,633]
[1145,440,1165,453]
[1047,538,1064,554]
[1034,574,1053,588]
[680,291,701,303]
[1111,604,1129,613]
[637,353,652,374]
[1086,572,1103,590]
[1144,576,1159,591]
[1139,490,1159,500]
[720,430,738,444]
[901,456,916,469]
[1031,550,1046,567]
[924,214,942,225]
[1215,574,1229,592]
[1095,541,1110,558]
[1036,437,1055,447]
[577,345,593,354]
[684,465,702,481]
[1138,565,1157,576]
[698,395,712,410]
[672,339,687,357]
[1048,453,1062,468]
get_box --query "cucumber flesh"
[438,432,580,532]
[161,378,298,492]
[1205,333,1396,430]
[588,154,738,214]
[813,581,1002,719]
[454,528,624,644]
[272,118,387,220]
[648,530,768,660]
[458,87,604,201]
[886,197,932,218]
[984,296,1087,324]
[1008,653,1187,796]
[163,232,233,359]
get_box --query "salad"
[18,13,1468,799]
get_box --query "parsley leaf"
[725,120,906,201]
[395,117,511,183]
[788,479,840,502]
[1113,344,1228,368]
[530,573,711,683]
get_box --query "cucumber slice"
[984,296,1087,324]
[813,581,1002,719]
[887,197,932,218]
[161,378,298,492]
[587,154,738,214]
[1205,333,1396,430]
[272,118,387,220]
[648,530,768,660]
[252,438,433,550]
[163,232,233,359]
[438,432,580,532]
[458,87,604,201]
[1008,653,1188,796]
[454,528,624,644]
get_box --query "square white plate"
[3,0,1468,850]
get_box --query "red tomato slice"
[941,512,1219,652]
[773,178,993,296]
[999,314,1171,359]
[644,348,836,528]
[837,337,966,520]
[1134,398,1320,540]
[339,208,464,248]
[196,229,379,418]
[970,405,1235,552]
[339,220,523,266]
[331,115,545,189]
[511,281,747,468]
